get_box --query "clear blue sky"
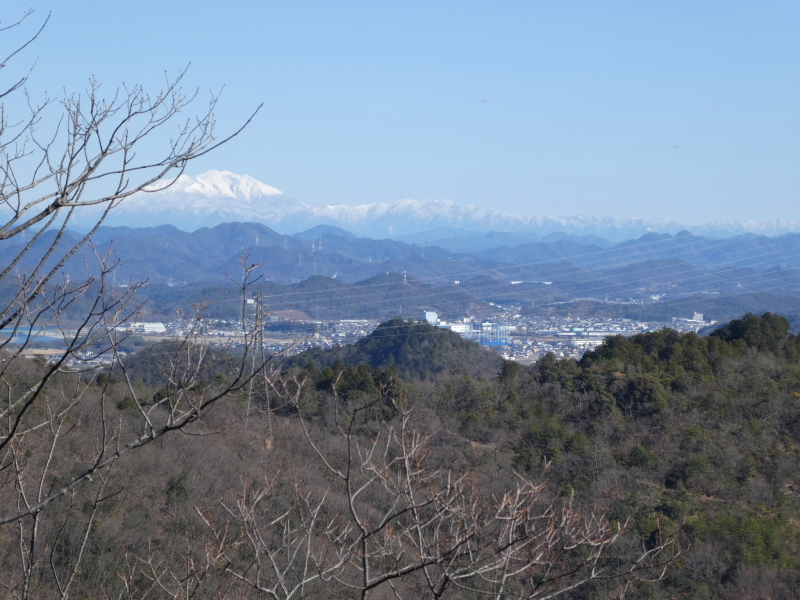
[6,1,800,223]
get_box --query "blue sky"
[6,1,800,223]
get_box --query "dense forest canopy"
[6,312,800,598]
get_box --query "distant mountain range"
[10,220,800,286]
[5,221,800,323]
[68,170,800,241]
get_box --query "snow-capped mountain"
[72,170,800,241]
[91,170,297,228]
[149,170,284,201]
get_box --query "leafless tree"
[0,10,258,332]
[0,249,276,598]
[0,9,262,599]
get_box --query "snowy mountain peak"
[152,170,283,201]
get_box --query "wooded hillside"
[4,313,800,598]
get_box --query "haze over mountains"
[72,171,800,241]
[7,219,800,325]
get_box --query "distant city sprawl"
[8,304,714,370]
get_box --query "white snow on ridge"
[146,170,283,200]
[68,171,800,240]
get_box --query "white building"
[130,322,167,334]
[423,311,439,325]
[444,323,472,335]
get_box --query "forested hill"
[287,317,504,380]
[281,312,800,597]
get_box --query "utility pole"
[246,285,267,440]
